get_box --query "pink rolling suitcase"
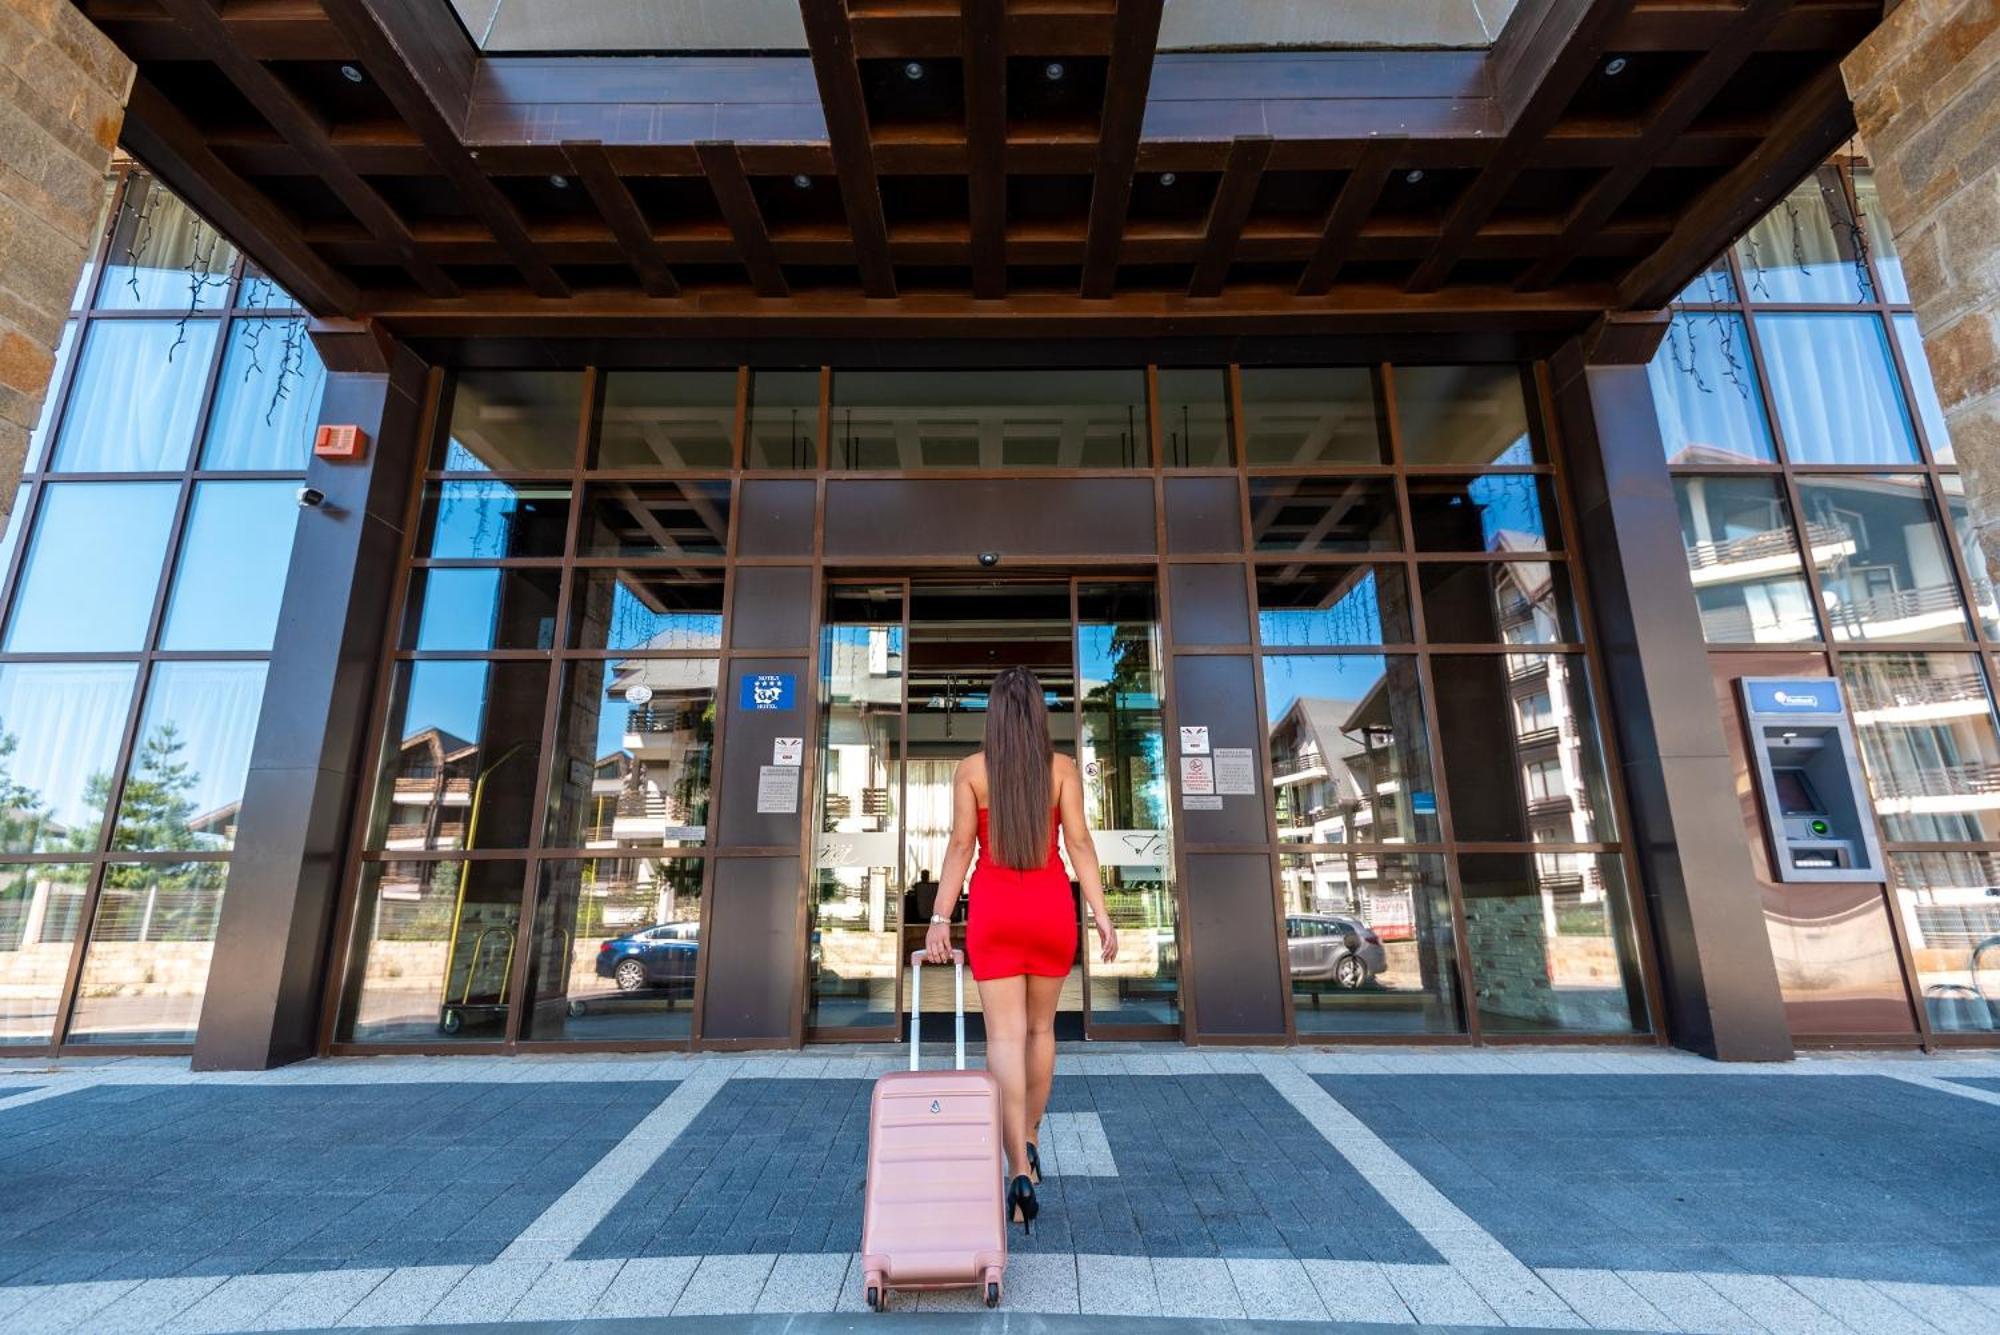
[859,949,1007,1312]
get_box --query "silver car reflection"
[1285,914,1388,989]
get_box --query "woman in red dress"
[924,667,1118,1233]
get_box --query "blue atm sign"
[740,673,796,711]
[1743,678,1841,715]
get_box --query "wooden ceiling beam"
[963,0,1008,299]
[1612,1,1877,52]
[120,74,360,315]
[318,0,569,298]
[695,140,790,298]
[1409,0,1639,293]
[1618,60,1851,309]
[800,0,897,297]
[850,5,1113,59]
[1518,0,1794,291]
[84,0,354,61]
[1080,0,1165,299]
[154,0,457,298]
[1296,140,1401,296]
[1188,135,1272,298]
[562,140,679,298]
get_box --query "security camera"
[297,486,327,509]
[977,551,1001,568]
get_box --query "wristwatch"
[929,914,948,925]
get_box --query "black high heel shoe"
[1007,1175,1039,1234]
[1025,1142,1042,1184]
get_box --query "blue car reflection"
[595,920,700,997]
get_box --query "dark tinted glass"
[1256,566,1412,646]
[830,369,1147,468]
[1394,366,1538,466]
[1249,477,1400,553]
[436,371,583,471]
[744,370,819,469]
[1418,562,1578,644]
[1156,368,1233,467]
[368,660,552,851]
[580,481,731,558]
[1238,368,1384,465]
[569,570,726,650]
[1459,851,1648,1034]
[1407,474,1557,553]
[1430,653,1616,844]
[420,482,570,560]
[404,568,563,650]
[596,371,736,469]
[340,859,527,1042]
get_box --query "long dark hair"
[983,667,1053,869]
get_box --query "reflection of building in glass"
[595,660,716,849]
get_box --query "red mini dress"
[965,807,1077,982]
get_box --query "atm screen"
[1774,767,1820,815]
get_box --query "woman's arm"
[924,759,979,963]
[1058,757,1119,964]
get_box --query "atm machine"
[1736,677,1884,883]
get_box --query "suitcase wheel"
[985,1281,1000,1308]
[864,1271,885,1312]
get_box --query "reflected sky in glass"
[4,482,179,652]
[201,319,327,471]
[162,482,300,651]
[113,661,269,851]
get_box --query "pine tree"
[0,725,51,851]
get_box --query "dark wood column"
[1550,316,1793,1062]
[192,322,431,1071]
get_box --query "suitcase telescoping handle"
[908,948,966,1072]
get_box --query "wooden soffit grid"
[89,0,1882,340]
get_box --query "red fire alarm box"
[314,424,369,461]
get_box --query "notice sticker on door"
[1213,747,1256,795]
[1182,794,1223,811]
[773,737,804,767]
[756,765,800,814]
[1179,725,1210,755]
[1180,754,1215,795]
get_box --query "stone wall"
[0,0,131,529]
[1843,1,2000,571]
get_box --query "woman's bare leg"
[976,975,1031,1182]
[1023,973,1065,1157]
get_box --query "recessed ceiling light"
[549,174,569,189]
[792,174,812,190]
[903,61,925,81]
[339,64,365,84]
[1405,169,1426,185]
[1159,172,1177,187]
[1044,61,1065,81]
[1605,56,1629,76]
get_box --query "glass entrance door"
[809,576,1181,1041]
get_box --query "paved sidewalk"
[2,1046,1999,1332]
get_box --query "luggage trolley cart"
[438,901,518,1035]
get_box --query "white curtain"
[52,320,218,471]
[0,663,138,850]
[118,662,269,850]
[201,321,327,471]
[1759,314,1919,465]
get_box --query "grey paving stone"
[674,1254,776,1315]
[1076,1252,1158,1316]
[1782,1275,1940,1335]
[590,1257,698,1318]
[1153,1256,1244,1318]
[255,1267,392,1330]
[165,1272,314,1334]
[418,1261,547,1325]
[752,1252,849,1312]
[504,1259,621,1321]
[1006,1252,1081,1313]
[2,1277,142,1334]
[1452,1256,1586,1328]
[1226,1257,1328,1320]
[1535,1267,1677,1331]
[1618,1269,1765,1334]
[1699,1271,1852,1335]
[334,1265,469,1328]
[1382,1261,1500,1327]
[1300,1259,1414,1325]
[87,1275,228,1335]
[1869,1280,2000,1333]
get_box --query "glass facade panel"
[66,860,227,1044]
[830,370,1147,469]
[1758,314,1919,465]
[1248,477,1400,552]
[51,319,219,472]
[1841,653,2000,843]
[420,481,570,560]
[1855,168,1907,303]
[744,370,819,469]
[1894,314,1951,463]
[1941,477,2000,639]
[199,320,328,470]
[1393,365,1538,466]
[596,371,736,469]
[1407,474,1557,553]
[812,587,904,1032]
[438,371,584,471]
[1156,369,1232,467]
[1262,654,1439,845]
[1733,169,1869,304]
[580,481,730,558]
[1673,476,1819,644]
[0,865,77,1044]
[160,481,301,651]
[545,659,717,850]
[369,660,552,851]
[568,571,725,651]
[112,661,269,853]
[1418,562,1578,645]
[1795,476,1970,643]
[1889,852,2000,1034]
[1239,368,1385,465]
[340,859,527,1042]
[27,321,75,470]
[1282,852,1463,1035]
[1256,566,1413,646]
[1649,314,1777,464]
[1431,654,1616,845]
[1458,851,1647,1034]
[0,663,137,853]
[98,178,238,312]
[522,857,705,1041]
[4,482,179,653]
[404,567,563,651]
